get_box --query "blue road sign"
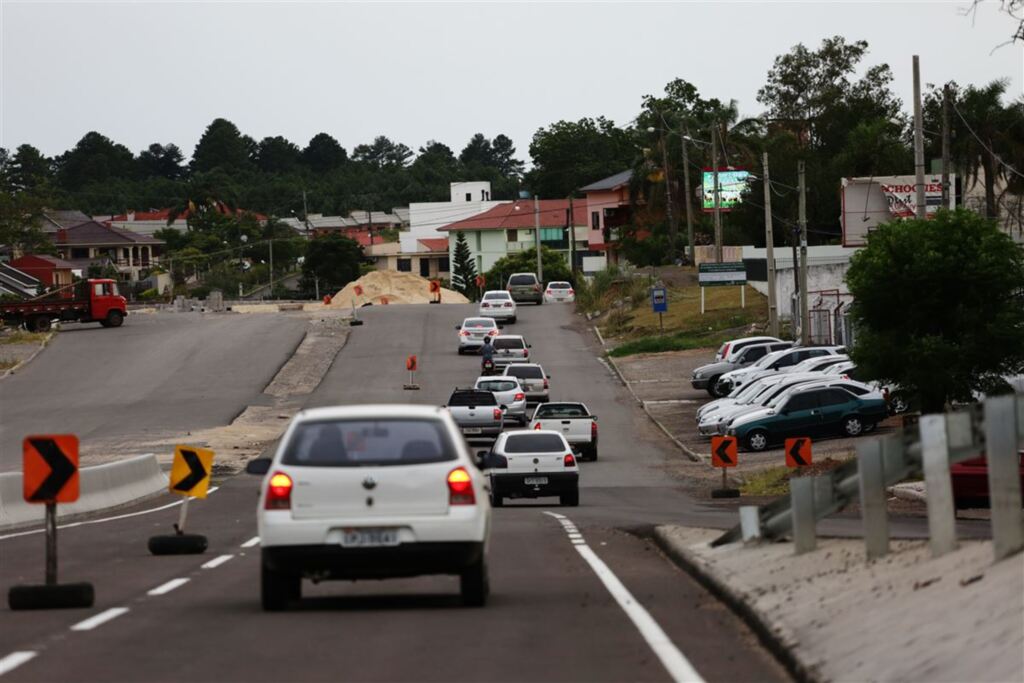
[651,287,668,313]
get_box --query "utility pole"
[712,122,723,263]
[533,195,543,281]
[798,160,809,345]
[941,83,952,209]
[368,206,374,247]
[269,235,274,299]
[567,195,577,276]
[658,134,678,259]
[302,189,310,238]
[912,55,927,220]
[681,126,695,262]
[762,152,779,337]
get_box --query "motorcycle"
[481,358,497,376]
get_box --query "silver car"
[456,317,500,354]
[474,375,528,426]
[445,389,504,437]
[501,363,549,403]
[491,335,531,367]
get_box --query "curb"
[0,454,168,531]
[596,327,703,464]
[0,330,55,380]
[651,527,818,683]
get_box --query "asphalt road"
[0,312,307,471]
[0,302,793,682]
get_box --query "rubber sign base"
[8,503,95,610]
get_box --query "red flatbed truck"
[0,278,128,332]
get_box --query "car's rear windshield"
[483,291,511,300]
[494,337,525,349]
[549,282,570,289]
[505,366,543,379]
[509,275,536,286]
[465,318,496,328]
[477,380,518,392]
[448,391,497,406]
[535,404,587,418]
[282,419,456,467]
[504,433,565,453]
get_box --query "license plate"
[341,528,399,548]
[463,427,482,434]
[524,476,548,486]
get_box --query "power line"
[950,99,1024,180]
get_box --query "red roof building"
[8,254,76,289]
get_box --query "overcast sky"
[2,1,1022,161]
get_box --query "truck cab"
[83,279,127,326]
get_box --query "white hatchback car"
[543,281,575,303]
[478,290,517,323]
[473,375,528,425]
[455,317,500,354]
[482,430,579,507]
[247,404,491,611]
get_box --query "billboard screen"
[702,169,750,212]
[840,174,955,247]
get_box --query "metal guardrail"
[713,393,1024,563]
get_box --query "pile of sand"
[331,270,469,306]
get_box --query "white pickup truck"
[528,402,598,461]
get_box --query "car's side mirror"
[528,344,532,348]
[499,405,508,411]
[592,415,598,421]
[246,458,272,475]
[497,324,504,329]
[454,325,461,330]
[475,450,489,469]
[546,375,552,379]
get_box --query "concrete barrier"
[0,454,168,530]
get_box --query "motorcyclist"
[480,336,495,370]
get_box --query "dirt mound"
[331,270,469,306]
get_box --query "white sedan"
[455,317,500,354]
[479,290,517,323]
[247,404,491,611]
[543,281,575,303]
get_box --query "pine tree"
[451,231,478,300]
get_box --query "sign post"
[710,435,740,498]
[404,354,420,390]
[429,280,442,304]
[149,445,215,555]
[698,262,747,315]
[9,435,95,610]
[650,286,668,334]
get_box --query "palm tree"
[950,79,1016,219]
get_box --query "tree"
[484,247,572,292]
[137,143,184,180]
[352,136,413,169]
[301,133,347,173]
[409,141,460,201]
[191,118,255,174]
[450,231,477,298]
[528,118,637,198]
[301,233,363,294]
[5,144,52,193]
[255,136,302,174]
[491,134,525,178]
[0,191,53,255]
[459,134,495,167]
[54,132,136,191]
[846,209,1024,413]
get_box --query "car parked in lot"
[698,372,835,435]
[247,404,491,611]
[474,375,528,426]
[692,340,792,397]
[713,336,785,362]
[455,317,500,354]
[543,281,575,303]
[506,272,543,305]
[501,363,550,403]
[715,345,846,395]
[481,430,579,506]
[445,389,505,437]
[528,402,598,460]
[726,383,888,451]
[491,334,531,366]
[478,290,517,323]
[951,451,1024,510]
[781,354,850,374]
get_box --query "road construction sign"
[23,435,79,503]
[785,438,812,467]
[429,280,441,293]
[169,445,214,499]
[475,275,486,288]
[710,436,738,468]
[406,355,418,372]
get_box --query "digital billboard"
[702,169,750,212]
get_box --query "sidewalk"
[655,526,1024,683]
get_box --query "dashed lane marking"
[147,578,190,596]
[70,607,129,632]
[0,652,37,677]
[240,536,260,548]
[543,511,705,683]
[201,554,234,569]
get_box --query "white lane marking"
[201,554,234,569]
[0,652,37,677]
[0,486,222,541]
[71,607,129,632]
[147,578,190,596]
[543,511,705,683]
[240,536,260,548]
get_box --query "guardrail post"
[739,506,761,542]
[791,477,816,554]
[920,414,958,557]
[983,395,1023,562]
[858,437,889,559]
[813,474,834,513]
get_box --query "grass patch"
[0,359,17,371]
[739,466,791,496]
[608,328,736,357]
[0,330,49,345]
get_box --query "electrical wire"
[950,100,1024,180]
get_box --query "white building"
[402,181,506,253]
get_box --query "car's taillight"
[488,329,498,336]
[514,392,525,401]
[447,467,475,505]
[591,421,598,438]
[545,289,552,295]
[460,330,471,336]
[564,453,576,467]
[523,348,529,357]
[265,472,292,510]
[534,422,542,430]
[493,408,503,420]
[568,289,574,295]
[721,343,731,358]
[543,378,549,389]
[533,284,541,292]
[482,303,490,308]
[504,302,512,307]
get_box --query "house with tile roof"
[438,199,589,273]
[53,221,164,282]
[9,254,76,289]
[580,170,634,267]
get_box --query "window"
[483,291,511,300]
[508,274,537,286]
[504,433,566,454]
[465,319,497,328]
[741,346,768,363]
[71,247,89,259]
[507,229,518,242]
[438,257,450,272]
[419,259,430,277]
[591,211,600,230]
[839,383,870,396]
[281,419,456,467]
[465,192,472,201]
[818,389,854,407]
[773,353,799,368]
[784,392,820,412]
[397,258,412,272]
[447,391,497,406]
[540,228,562,241]
[535,404,587,418]
[505,365,543,379]
[477,380,518,392]
[94,283,105,297]
[493,337,525,350]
